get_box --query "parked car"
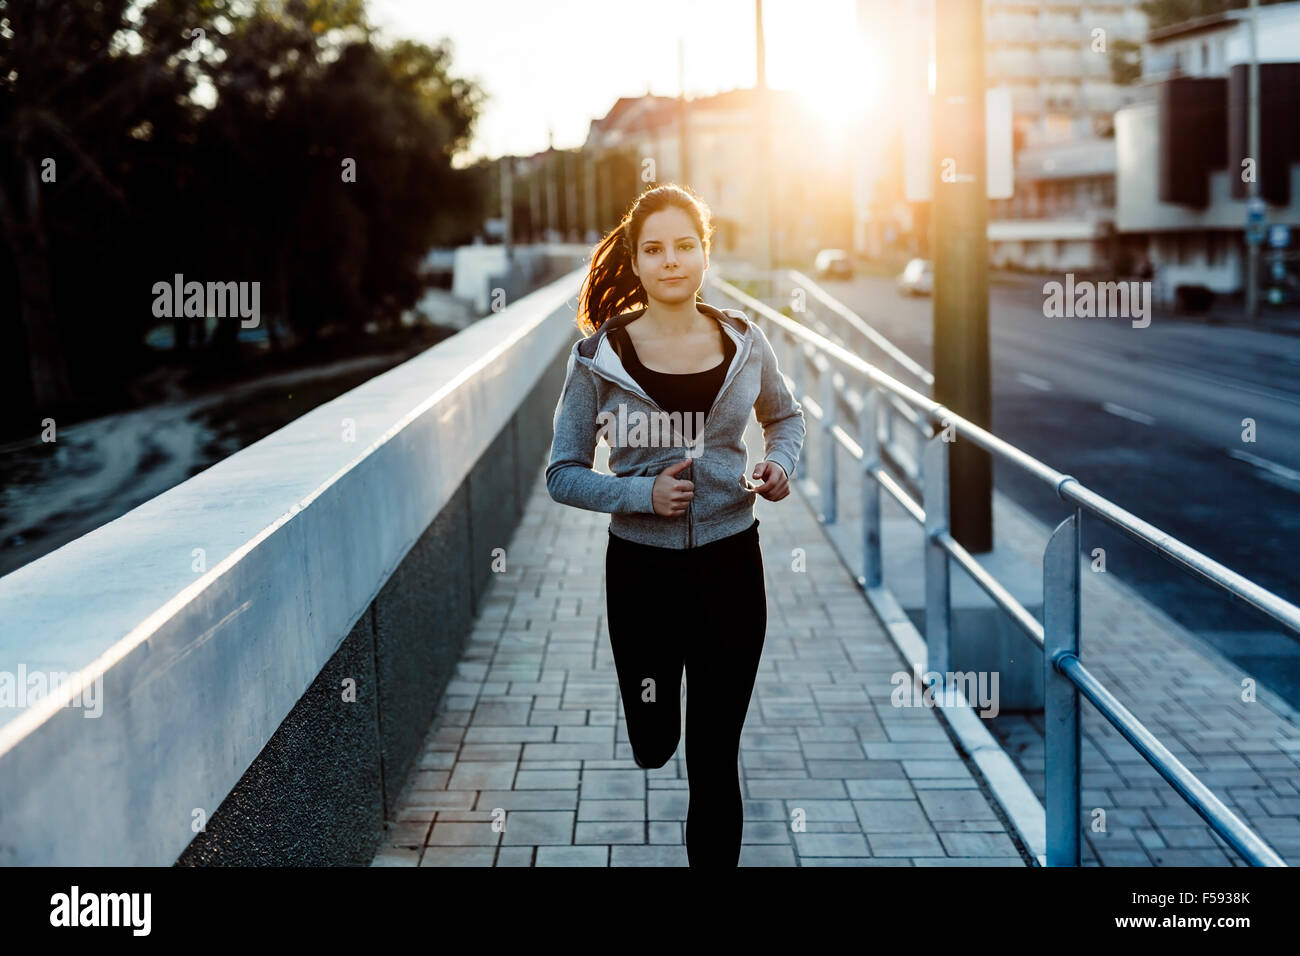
[1152,265,1218,312]
[1174,284,1215,312]
[814,248,853,279]
[896,258,933,296]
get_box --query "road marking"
[1228,449,1300,485]
[1101,402,1156,426]
[1015,372,1053,392]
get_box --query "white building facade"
[1114,1,1300,306]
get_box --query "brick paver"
[989,493,1300,866]
[794,374,1300,866]
[371,419,1028,867]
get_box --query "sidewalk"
[799,432,1300,866]
[988,491,1300,865]
[370,419,1029,866]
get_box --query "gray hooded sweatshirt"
[546,300,805,549]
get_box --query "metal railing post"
[860,388,883,588]
[1044,509,1082,867]
[923,433,952,676]
[820,365,837,524]
[707,274,1297,867]
[789,333,804,482]
[883,392,895,453]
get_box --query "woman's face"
[630,207,708,306]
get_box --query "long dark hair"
[575,183,714,336]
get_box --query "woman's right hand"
[652,459,694,516]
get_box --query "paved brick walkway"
[371,421,1028,866]
[987,495,1300,866]
[796,393,1300,866]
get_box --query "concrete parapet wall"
[0,270,583,865]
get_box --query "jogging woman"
[546,183,805,867]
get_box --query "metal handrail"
[711,274,1293,867]
[719,276,1300,637]
[786,269,935,387]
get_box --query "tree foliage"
[0,0,486,432]
[1140,0,1291,31]
[1110,38,1142,86]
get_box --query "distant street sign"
[1246,198,1267,244]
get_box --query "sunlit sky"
[366,0,864,163]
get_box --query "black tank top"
[610,320,736,420]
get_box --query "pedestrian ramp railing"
[708,272,1295,867]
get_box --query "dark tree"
[0,0,487,434]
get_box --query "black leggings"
[604,518,766,867]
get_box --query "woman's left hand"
[751,461,789,501]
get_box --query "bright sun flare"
[768,21,885,137]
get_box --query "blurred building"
[989,137,1116,271]
[1114,0,1300,305]
[855,0,1149,273]
[985,0,1148,147]
[582,88,854,265]
[984,0,1148,272]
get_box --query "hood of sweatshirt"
[573,301,754,413]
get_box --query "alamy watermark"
[50,886,150,935]
[0,665,103,718]
[152,273,260,328]
[596,403,705,456]
[891,664,1000,718]
[1042,273,1150,328]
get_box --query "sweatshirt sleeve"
[546,345,659,514]
[751,322,805,480]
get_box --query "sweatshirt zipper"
[583,341,692,547]
[585,318,753,550]
[687,326,754,548]
[687,468,694,548]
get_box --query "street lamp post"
[755,0,773,300]
[932,0,993,553]
[1246,0,1261,320]
[501,155,513,262]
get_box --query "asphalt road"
[806,273,1300,708]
